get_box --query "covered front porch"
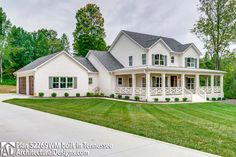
[113,70,224,102]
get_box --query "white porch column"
[146,72,151,101]
[195,74,200,93]
[16,76,19,94]
[26,76,29,95]
[162,73,166,96]
[132,73,136,97]
[211,75,214,94]
[220,75,224,95]
[181,74,185,95]
[206,76,209,87]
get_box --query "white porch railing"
[165,87,182,95]
[200,86,212,94]
[115,87,132,95]
[214,86,221,93]
[150,87,162,96]
[184,88,192,101]
[135,87,146,96]
[197,87,207,100]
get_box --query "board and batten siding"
[110,34,146,67]
[34,53,89,97]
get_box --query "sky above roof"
[0,0,211,53]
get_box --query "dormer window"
[129,56,133,66]
[171,56,175,63]
[185,57,197,68]
[152,54,167,66]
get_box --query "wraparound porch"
[114,72,224,102]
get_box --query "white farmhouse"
[14,30,225,102]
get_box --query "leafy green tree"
[73,4,107,57]
[192,0,236,70]
[0,7,11,83]
[61,33,70,52]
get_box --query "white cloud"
[0,0,204,53]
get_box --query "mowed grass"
[0,85,16,93]
[4,98,236,156]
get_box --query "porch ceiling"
[112,66,226,75]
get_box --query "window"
[153,54,166,66]
[129,56,133,66]
[67,77,73,88]
[118,78,123,85]
[142,54,146,65]
[186,77,194,89]
[53,77,59,88]
[88,78,93,84]
[128,78,132,87]
[171,56,175,63]
[152,76,162,87]
[52,77,74,89]
[186,58,197,68]
[60,77,66,88]
[142,77,146,87]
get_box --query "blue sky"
[0,0,206,53]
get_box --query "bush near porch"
[4,98,236,157]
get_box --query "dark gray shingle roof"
[73,57,98,72]
[123,30,192,52]
[90,51,124,71]
[16,52,60,72]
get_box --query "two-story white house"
[14,30,226,102]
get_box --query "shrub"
[154,98,159,102]
[86,92,94,97]
[110,94,115,98]
[100,93,105,97]
[38,92,44,97]
[76,93,80,97]
[165,98,171,102]
[117,95,122,99]
[212,97,216,101]
[94,93,100,97]
[183,97,188,102]
[64,92,69,97]
[222,97,226,100]
[174,98,179,102]
[217,97,222,101]
[124,96,130,100]
[51,93,57,97]
[206,97,210,101]
[134,96,140,101]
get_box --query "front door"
[171,76,177,87]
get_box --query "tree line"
[0,1,236,98]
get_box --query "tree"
[61,33,70,52]
[73,3,107,57]
[0,7,11,83]
[192,0,236,70]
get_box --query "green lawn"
[4,98,236,157]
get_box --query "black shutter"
[185,58,187,68]
[195,59,197,68]
[165,56,167,66]
[152,54,155,65]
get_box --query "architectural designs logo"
[0,142,16,157]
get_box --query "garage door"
[29,76,34,95]
[19,77,26,94]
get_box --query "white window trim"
[117,77,123,86]
[171,56,175,63]
[88,78,93,85]
[152,76,162,87]
[142,54,146,65]
[52,76,74,89]
[128,56,133,66]
[154,54,165,66]
[186,58,196,68]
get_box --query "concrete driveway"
[0,94,218,157]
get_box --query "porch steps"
[192,94,206,102]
